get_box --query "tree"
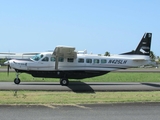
[150,51,156,61]
[0,58,7,66]
[104,51,110,56]
[156,56,160,64]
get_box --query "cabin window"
[31,54,44,61]
[51,57,55,62]
[58,57,64,62]
[78,58,84,63]
[50,57,64,62]
[94,59,99,63]
[86,59,92,63]
[42,57,49,62]
[101,59,107,63]
[67,58,74,62]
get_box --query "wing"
[53,46,77,58]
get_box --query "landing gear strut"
[14,73,21,84]
[60,78,69,86]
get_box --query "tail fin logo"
[143,33,152,39]
[140,48,149,54]
[141,46,150,50]
[140,33,152,55]
[148,33,152,38]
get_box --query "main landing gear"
[60,78,69,86]
[14,73,21,84]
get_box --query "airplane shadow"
[141,83,160,88]
[68,81,95,93]
[20,81,95,93]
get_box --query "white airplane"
[4,33,152,86]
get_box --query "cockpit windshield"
[31,54,44,61]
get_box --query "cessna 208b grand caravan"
[5,33,152,86]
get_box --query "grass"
[1,68,160,105]
[83,72,160,82]
[0,72,160,82]
[0,91,160,105]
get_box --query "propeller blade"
[4,60,10,76]
[7,65,9,76]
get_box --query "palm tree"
[104,51,110,56]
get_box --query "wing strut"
[53,46,77,70]
[55,56,59,70]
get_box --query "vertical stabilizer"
[121,33,152,56]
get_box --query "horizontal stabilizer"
[132,59,146,61]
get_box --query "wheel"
[14,78,21,84]
[60,78,69,86]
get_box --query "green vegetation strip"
[0,91,160,105]
[0,72,160,82]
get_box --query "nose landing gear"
[14,73,21,84]
[14,78,21,84]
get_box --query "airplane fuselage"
[8,52,150,79]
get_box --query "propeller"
[7,63,10,76]
[4,60,10,76]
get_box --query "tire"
[60,78,69,86]
[14,78,21,84]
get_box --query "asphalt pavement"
[0,82,160,91]
[0,103,160,120]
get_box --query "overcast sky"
[0,0,160,56]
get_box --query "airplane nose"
[4,60,10,65]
